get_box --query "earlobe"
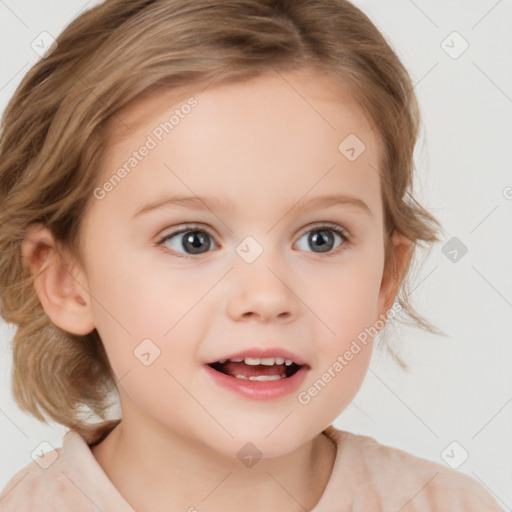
[21,223,95,335]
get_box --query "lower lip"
[203,364,309,401]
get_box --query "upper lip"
[206,347,309,367]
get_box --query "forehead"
[94,68,383,222]
[109,68,377,149]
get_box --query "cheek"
[309,251,384,341]
[85,253,205,425]
[300,253,383,411]
[86,249,215,375]
[87,244,192,331]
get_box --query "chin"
[221,425,312,460]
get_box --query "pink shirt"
[0,420,502,511]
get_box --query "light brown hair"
[0,0,445,437]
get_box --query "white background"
[0,0,511,508]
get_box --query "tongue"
[222,361,286,379]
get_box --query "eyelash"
[156,222,351,259]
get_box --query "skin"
[22,67,410,511]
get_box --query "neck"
[91,413,337,512]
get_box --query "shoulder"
[323,426,503,511]
[0,446,80,511]
[0,420,131,512]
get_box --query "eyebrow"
[132,193,373,218]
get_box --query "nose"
[226,251,298,324]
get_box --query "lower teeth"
[235,374,284,381]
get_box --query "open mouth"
[207,357,304,381]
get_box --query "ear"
[377,231,412,317]
[21,223,95,335]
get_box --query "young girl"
[0,0,503,510]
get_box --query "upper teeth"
[217,357,293,366]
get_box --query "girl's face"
[79,68,399,457]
